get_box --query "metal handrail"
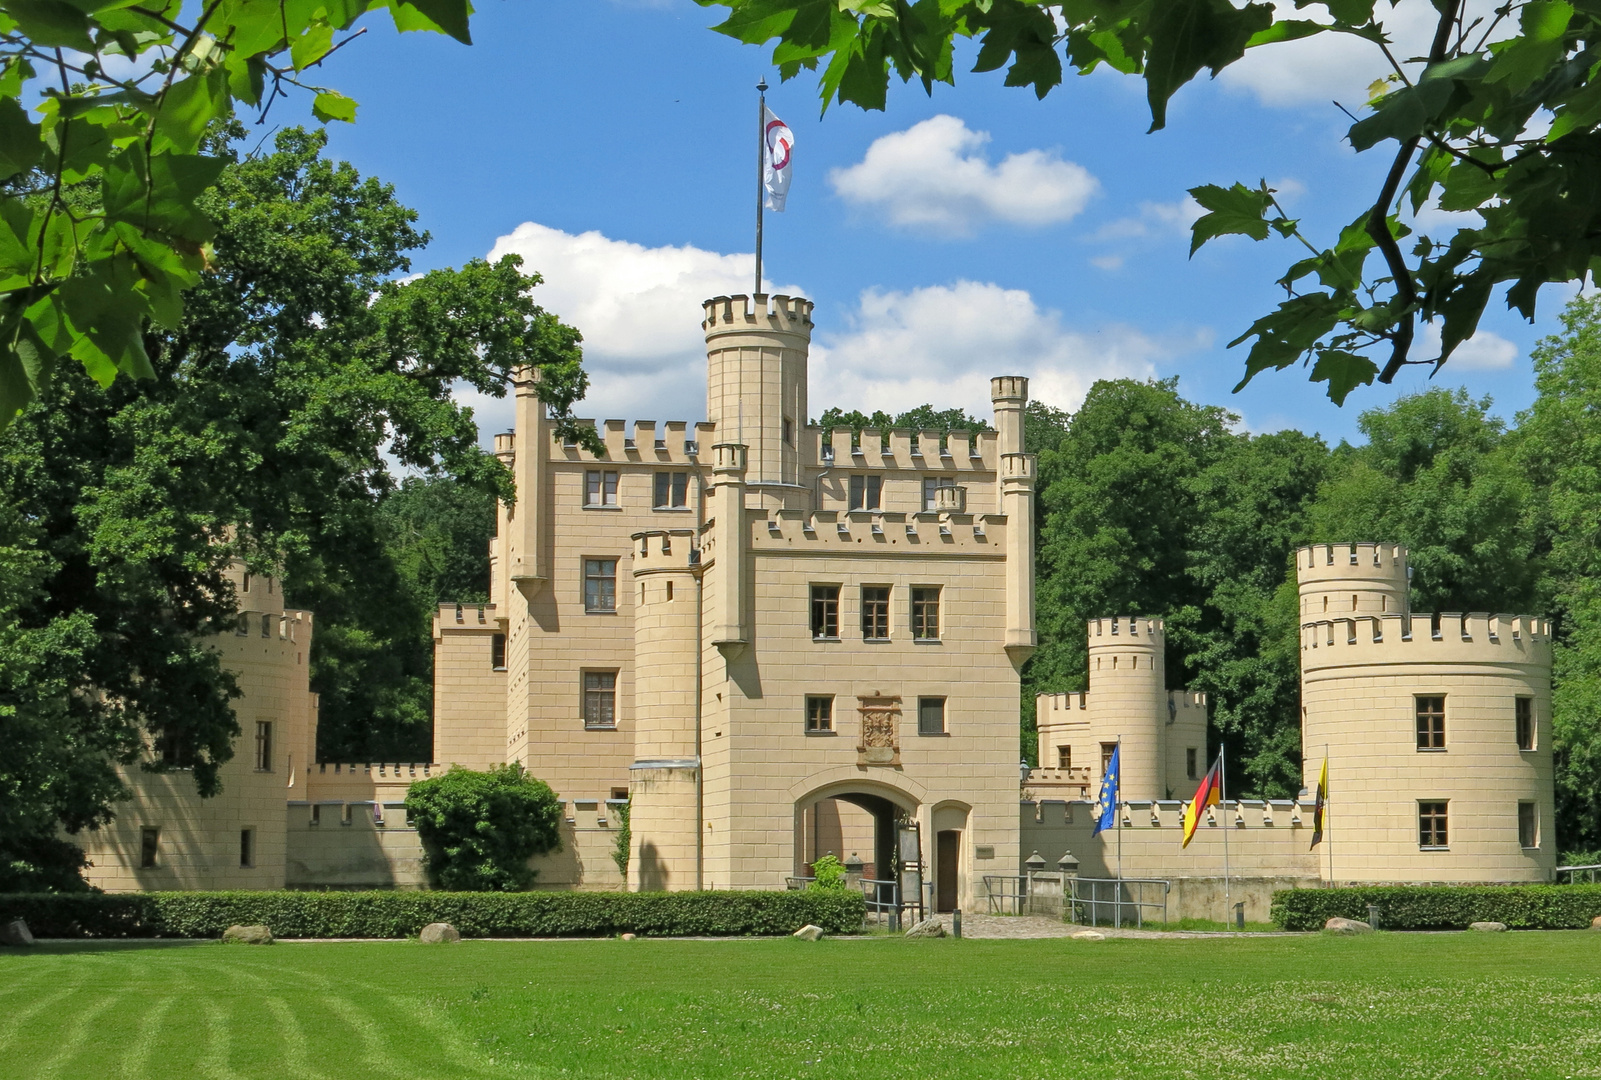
[859,877,901,928]
[1557,863,1601,884]
[1067,876,1170,929]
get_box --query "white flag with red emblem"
[763,106,794,212]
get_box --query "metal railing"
[983,875,1030,914]
[1067,877,1170,929]
[860,877,902,928]
[1557,863,1601,884]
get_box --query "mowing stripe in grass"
[263,995,332,1080]
[32,991,118,1080]
[321,982,413,1077]
[383,992,500,1078]
[199,991,249,1080]
[118,993,174,1080]
[0,985,78,1054]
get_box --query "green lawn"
[3,933,1600,1079]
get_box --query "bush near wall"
[0,889,865,939]
[1271,885,1601,931]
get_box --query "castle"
[77,295,1558,915]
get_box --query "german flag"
[1181,752,1222,848]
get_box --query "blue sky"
[299,0,1566,446]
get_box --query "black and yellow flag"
[1310,757,1328,848]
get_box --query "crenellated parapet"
[745,508,1005,553]
[1297,542,1409,617]
[701,292,815,336]
[1300,611,1553,671]
[552,419,716,464]
[818,425,999,472]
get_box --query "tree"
[403,763,563,891]
[701,0,1601,403]
[0,0,476,426]
[0,126,589,888]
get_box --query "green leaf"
[290,21,336,71]
[102,147,227,243]
[3,0,95,51]
[1245,19,1324,48]
[1188,181,1274,254]
[386,0,472,44]
[1308,348,1377,405]
[1548,74,1601,141]
[154,70,228,155]
[1144,0,1274,132]
[0,97,42,181]
[1228,291,1343,391]
[312,91,358,124]
[1485,1,1574,94]
[0,198,39,288]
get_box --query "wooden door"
[936,830,960,912]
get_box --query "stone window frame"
[1518,800,1539,849]
[652,470,690,510]
[805,695,835,735]
[1415,695,1446,751]
[1418,800,1449,849]
[583,558,618,614]
[810,584,840,641]
[1515,695,1535,751]
[860,584,891,642]
[910,585,941,642]
[240,827,255,869]
[491,632,507,671]
[917,696,947,736]
[848,473,882,511]
[139,826,160,869]
[921,476,956,511]
[254,720,273,772]
[1057,746,1071,770]
[1186,747,1198,781]
[583,469,620,509]
[582,669,619,730]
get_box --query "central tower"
[702,293,813,509]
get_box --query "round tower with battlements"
[1298,542,1409,620]
[703,294,813,510]
[1086,616,1168,802]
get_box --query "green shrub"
[611,799,631,879]
[1271,884,1601,930]
[0,889,866,938]
[808,854,847,891]
[403,763,563,890]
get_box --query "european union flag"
[1092,743,1120,837]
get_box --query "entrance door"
[936,830,960,912]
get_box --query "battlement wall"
[818,426,1000,473]
[738,508,1008,557]
[1300,612,1553,672]
[702,293,815,336]
[1088,616,1164,647]
[1297,542,1409,617]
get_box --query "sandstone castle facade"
[80,295,1558,911]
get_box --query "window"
[1518,801,1539,848]
[491,633,507,671]
[240,828,255,869]
[583,671,617,729]
[140,827,159,869]
[235,614,249,636]
[242,572,251,593]
[918,697,946,735]
[911,587,941,640]
[1418,801,1449,848]
[159,734,194,769]
[653,471,689,509]
[1416,696,1446,750]
[1186,748,1198,781]
[1100,742,1117,777]
[810,585,839,640]
[782,417,794,446]
[922,476,955,510]
[584,559,617,612]
[1516,696,1535,750]
[1057,746,1071,770]
[848,474,881,511]
[584,469,619,507]
[254,721,273,772]
[261,613,272,638]
[611,788,629,801]
[806,695,834,733]
[861,586,890,640]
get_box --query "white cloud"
[1417,323,1519,371]
[472,222,802,437]
[811,281,1199,415]
[828,115,1098,236]
[1092,197,1203,243]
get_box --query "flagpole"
[1325,743,1333,887]
[1220,745,1231,923]
[755,78,767,296]
[1115,735,1123,884]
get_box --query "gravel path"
[933,912,1299,939]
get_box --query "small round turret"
[1086,616,1166,801]
[703,294,814,502]
[1297,542,1409,619]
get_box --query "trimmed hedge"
[1271,884,1601,931]
[0,889,865,939]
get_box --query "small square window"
[849,474,881,511]
[140,826,159,869]
[1100,742,1117,778]
[911,586,941,640]
[254,721,273,772]
[584,469,619,507]
[491,633,507,671]
[1518,801,1539,848]
[918,697,946,735]
[861,586,890,640]
[653,471,689,509]
[810,585,839,640]
[783,417,794,446]
[261,613,272,638]
[921,476,955,511]
[806,696,834,733]
[584,559,617,613]
[235,613,249,636]
[1419,800,1449,848]
[1056,746,1070,769]
[240,828,255,869]
[1416,696,1446,750]
[583,670,618,729]
[1515,696,1535,750]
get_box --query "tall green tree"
[701,0,1601,403]
[0,126,588,888]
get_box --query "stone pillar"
[711,442,748,659]
[994,373,1035,668]
[508,369,548,599]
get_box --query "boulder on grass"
[1322,917,1373,935]
[419,922,460,944]
[1071,930,1106,941]
[620,933,637,942]
[1592,916,1601,931]
[904,918,946,939]
[1468,921,1507,933]
[222,924,273,945]
[792,924,825,941]
[0,918,34,947]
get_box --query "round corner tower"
[1086,616,1168,801]
[703,294,813,506]
[1296,542,1555,883]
